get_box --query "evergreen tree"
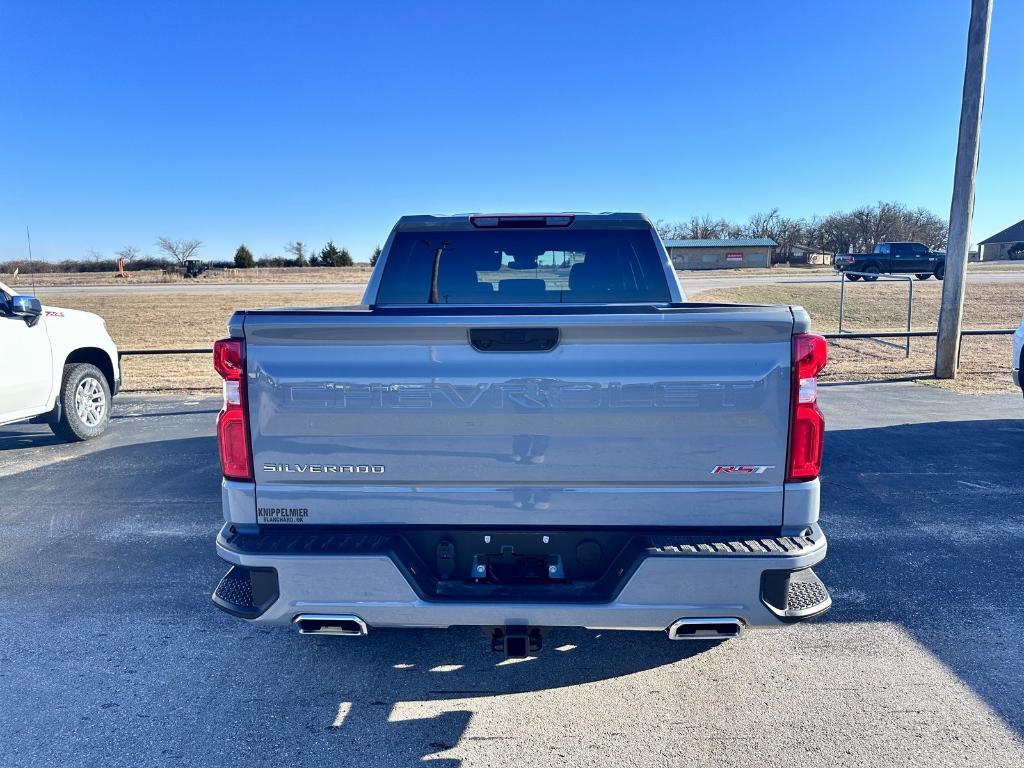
[234,244,255,268]
[370,244,382,266]
[318,241,354,267]
[319,241,342,266]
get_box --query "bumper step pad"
[212,565,280,619]
[647,529,821,557]
[222,526,825,560]
[760,567,832,622]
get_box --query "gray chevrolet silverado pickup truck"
[211,213,831,655]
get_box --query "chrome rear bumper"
[213,523,829,632]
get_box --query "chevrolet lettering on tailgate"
[210,212,832,656]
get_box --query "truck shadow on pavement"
[0,425,67,450]
[817,417,1024,738]
[2,415,1023,765]
[257,626,717,767]
[0,429,717,767]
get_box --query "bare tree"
[908,207,948,249]
[155,237,203,265]
[284,241,308,267]
[116,245,140,263]
[86,248,104,263]
[818,204,942,253]
[654,219,686,240]
[684,214,737,240]
[808,211,858,254]
[744,208,782,239]
[772,217,806,258]
[655,215,740,241]
[658,202,946,256]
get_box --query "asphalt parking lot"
[1,382,1023,767]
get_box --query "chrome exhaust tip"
[293,614,368,636]
[667,618,744,641]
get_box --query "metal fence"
[119,326,1017,362]
[824,329,1015,340]
[828,269,1015,359]
[837,271,916,357]
[119,348,212,358]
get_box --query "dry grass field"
[36,280,1022,394]
[5,259,1021,290]
[695,281,1022,393]
[40,291,362,392]
[3,265,374,288]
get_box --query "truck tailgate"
[239,306,795,528]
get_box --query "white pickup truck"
[0,280,120,440]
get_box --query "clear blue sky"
[1,1,1021,263]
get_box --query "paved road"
[1,384,1022,767]
[683,269,1024,294]
[23,269,1024,297]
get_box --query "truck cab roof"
[393,212,655,231]
[369,212,680,305]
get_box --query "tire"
[934,263,945,281]
[50,363,112,441]
[846,273,861,281]
[862,264,881,282]
[915,273,931,280]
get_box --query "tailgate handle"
[469,327,560,352]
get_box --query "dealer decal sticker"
[257,507,310,523]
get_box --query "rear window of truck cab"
[375,228,671,304]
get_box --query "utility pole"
[935,0,993,379]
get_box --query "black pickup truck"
[834,242,945,281]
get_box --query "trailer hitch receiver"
[491,625,544,658]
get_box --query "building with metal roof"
[977,218,1024,261]
[663,237,778,270]
[662,237,778,249]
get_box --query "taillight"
[213,338,252,481]
[787,333,828,481]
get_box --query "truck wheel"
[934,263,945,280]
[915,273,931,280]
[862,265,880,282]
[846,273,861,282]
[50,363,112,442]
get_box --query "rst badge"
[711,465,774,475]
